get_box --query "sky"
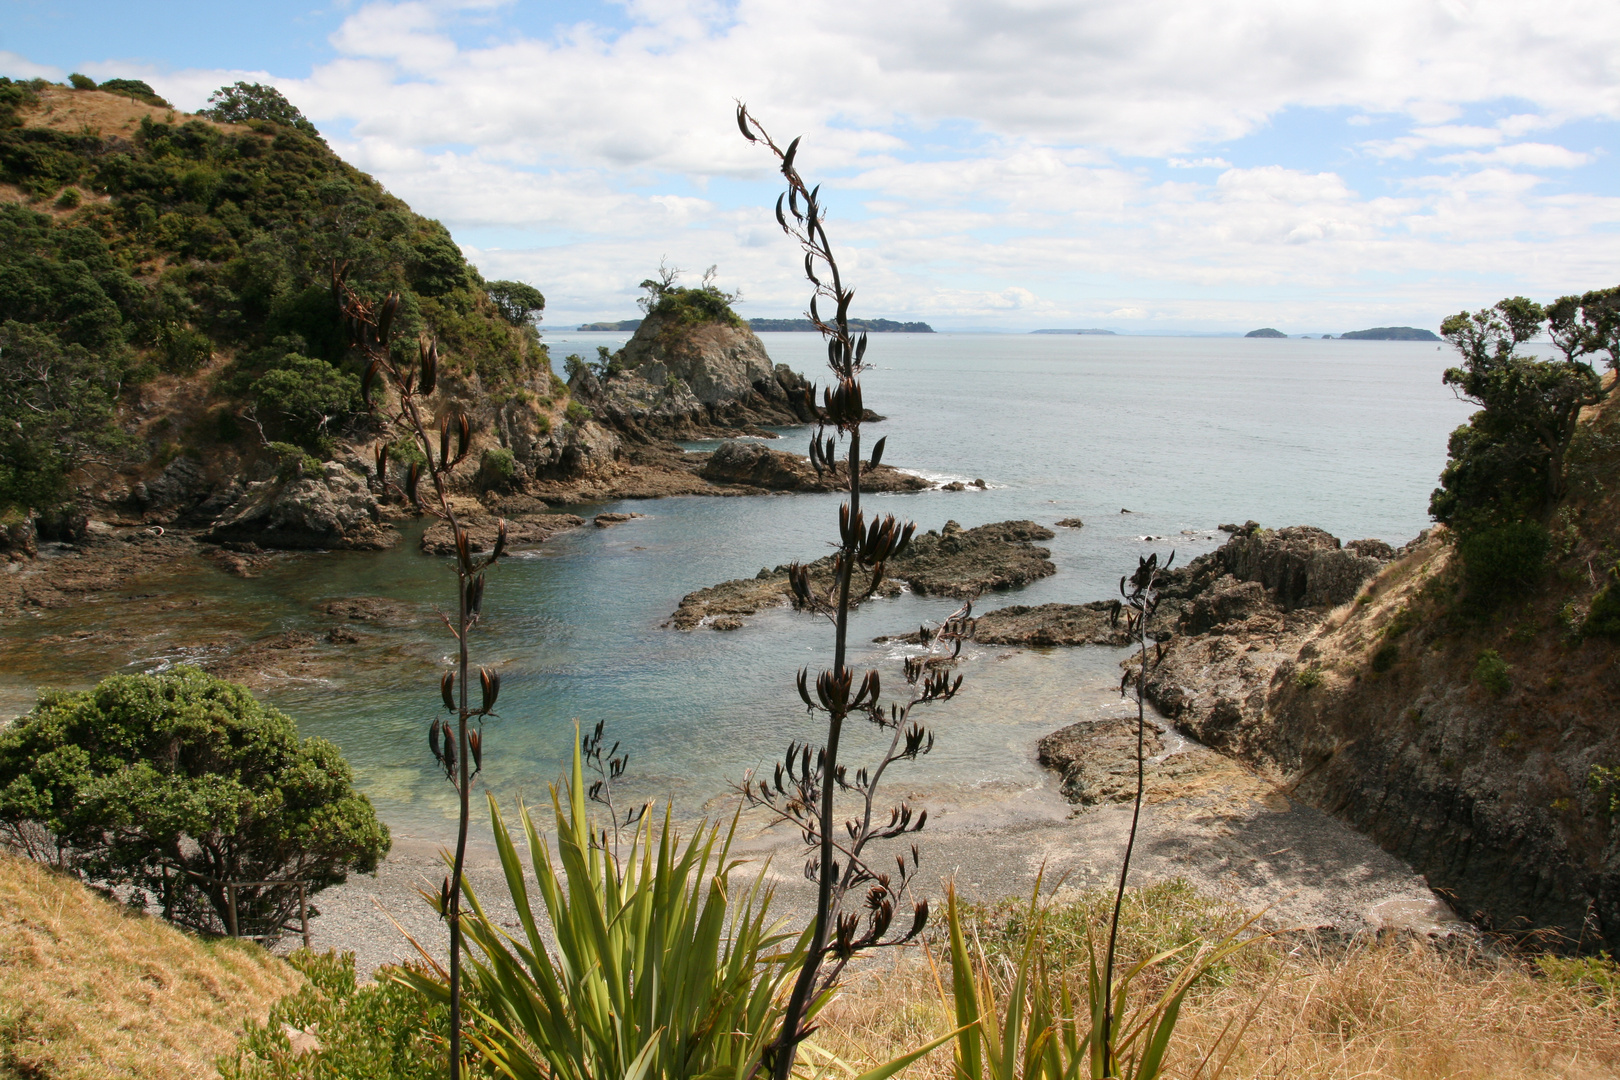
[4,0,1619,333]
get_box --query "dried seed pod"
[420,339,438,397]
[456,413,470,463]
[455,528,472,574]
[374,444,388,482]
[378,292,400,342]
[429,718,443,762]
[490,519,507,563]
[736,103,755,142]
[479,666,500,713]
[796,668,815,710]
[406,462,421,508]
[439,416,451,468]
[469,728,482,773]
[468,573,485,615]
[362,360,381,410]
[440,671,456,712]
[440,875,452,915]
[868,435,885,469]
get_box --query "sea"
[2,333,1478,842]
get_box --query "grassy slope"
[0,852,301,1080]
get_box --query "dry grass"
[808,916,1620,1080]
[0,852,302,1080]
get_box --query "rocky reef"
[668,519,1056,630]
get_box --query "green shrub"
[1535,952,1620,1009]
[266,441,323,481]
[1473,649,1512,697]
[1588,765,1620,818]
[53,187,80,210]
[476,447,516,492]
[397,743,810,1080]
[1457,521,1550,607]
[248,355,360,452]
[67,74,96,91]
[0,667,389,935]
[220,950,449,1080]
[160,325,213,374]
[1582,567,1620,638]
[565,400,592,425]
[201,82,318,136]
[1294,665,1323,689]
[1371,641,1400,673]
[96,78,170,107]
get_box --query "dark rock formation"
[421,512,584,555]
[1055,518,1084,528]
[699,440,928,494]
[668,519,1056,630]
[569,314,821,441]
[973,601,1131,646]
[1038,719,1164,804]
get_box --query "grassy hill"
[0,77,553,518]
[0,851,300,1079]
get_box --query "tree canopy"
[202,82,318,136]
[0,667,390,935]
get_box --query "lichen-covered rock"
[207,462,398,550]
[973,601,1132,646]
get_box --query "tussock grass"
[808,884,1620,1080]
[0,852,301,1080]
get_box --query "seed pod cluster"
[822,377,863,430]
[419,338,438,397]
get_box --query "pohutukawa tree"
[734,105,974,1080]
[334,263,505,1080]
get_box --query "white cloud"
[46,0,1620,329]
[0,52,62,80]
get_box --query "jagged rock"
[1055,518,1084,528]
[1218,525,1384,609]
[571,315,821,440]
[207,462,398,550]
[34,507,89,543]
[138,456,213,522]
[1,516,37,559]
[1038,719,1164,804]
[699,440,928,494]
[593,512,644,527]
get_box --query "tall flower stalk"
[335,265,505,1080]
[735,107,970,1080]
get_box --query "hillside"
[1341,326,1441,341]
[1140,388,1620,951]
[0,851,300,1079]
[0,77,576,541]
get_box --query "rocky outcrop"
[699,440,929,494]
[1036,718,1278,807]
[420,511,584,555]
[570,314,821,440]
[973,601,1132,646]
[668,519,1057,630]
[206,463,398,550]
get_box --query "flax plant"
[335,265,506,1080]
[734,106,973,1080]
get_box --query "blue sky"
[4,0,1618,333]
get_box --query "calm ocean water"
[5,333,1477,840]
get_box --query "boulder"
[207,462,398,550]
[700,440,928,494]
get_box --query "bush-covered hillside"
[0,77,549,514]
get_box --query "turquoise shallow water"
[2,333,1476,841]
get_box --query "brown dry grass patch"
[810,932,1620,1080]
[0,852,302,1080]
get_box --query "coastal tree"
[202,81,318,136]
[485,280,545,327]
[0,667,389,935]
[1432,292,1612,604]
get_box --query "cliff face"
[1142,486,1620,951]
[571,310,817,440]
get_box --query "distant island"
[1031,328,1117,335]
[748,317,934,333]
[1245,328,1287,338]
[576,317,935,333]
[1339,326,1440,341]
